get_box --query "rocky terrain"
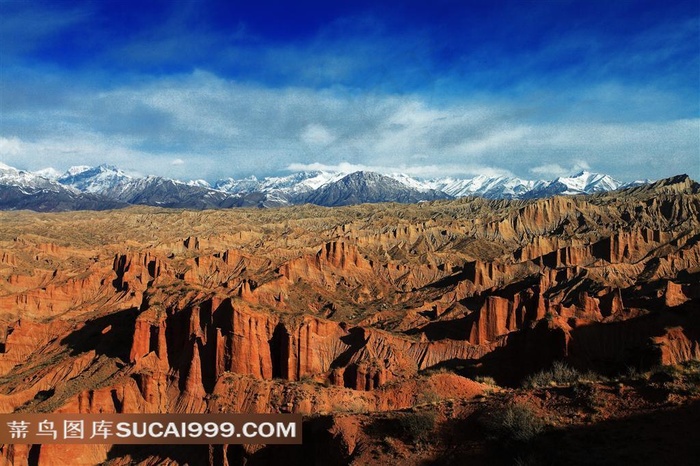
[0,175,698,465]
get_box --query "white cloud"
[301,124,335,145]
[171,158,185,165]
[287,162,364,173]
[450,126,531,156]
[530,160,590,177]
[1,70,697,182]
[0,137,22,156]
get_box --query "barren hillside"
[0,175,698,465]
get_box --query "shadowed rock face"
[0,176,698,464]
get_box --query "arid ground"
[0,176,698,465]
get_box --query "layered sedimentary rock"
[0,176,698,465]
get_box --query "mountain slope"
[57,165,257,209]
[523,171,622,198]
[0,162,664,211]
[303,171,452,206]
[0,163,126,211]
[427,175,544,199]
[57,165,134,197]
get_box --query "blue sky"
[0,0,698,182]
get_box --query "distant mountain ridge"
[209,168,642,201]
[0,162,126,212]
[0,161,661,211]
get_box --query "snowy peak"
[426,175,543,199]
[214,175,261,194]
[214,171,344,196]
[48,164,627,203]
[0,163,69,192]
[386,173,432,192]
[553,171,622,194]
[269,171,345,192]
[58,164,134,197]
[0,161,660,211]
[524,171,623,198]
[303,171,450,206]
[51,164,261,208]
[64,165,93,177]
[33,167,63,180]
[186,179,212,188]
[0,163,128,211]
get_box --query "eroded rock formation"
[0,176,698,465]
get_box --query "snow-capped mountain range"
[0,161,649,212]
[210,170,627,200]
[0,162,126,211]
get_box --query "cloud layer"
[0,1,698,182]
